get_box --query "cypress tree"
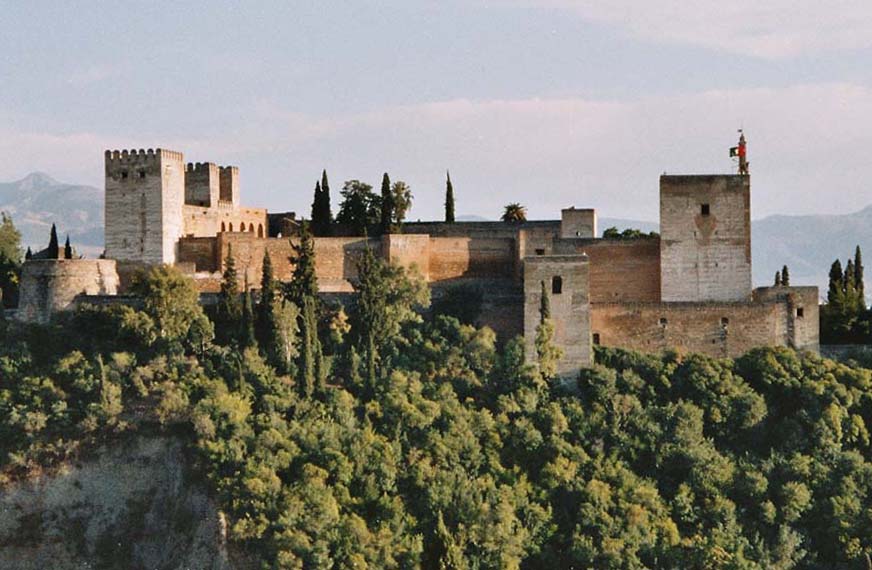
[256,251,276,349]
[774,271,782,286]
[855,245,865,301]
[781,265,790,286]
[535,283,562,381]
[288,222,318,303]
[828,259,844,306]
[539,280,551,321]
[216,247,242,345]
[47,223,59,259]
[24,247,32,261]
[380,172,394,234]
[321,169,331,221]
[298,295,317,398]
[445,171,456,223]
[310,180,322,232]
[240,288,256,349]
[64,235,72,259]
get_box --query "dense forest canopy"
[2,245,872,569]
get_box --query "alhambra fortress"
[15,146,820,378]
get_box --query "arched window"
[257,224,264,238]
[249,223,254,232]
[221,222,226,232]
[229,223,234,232]
[552,275,563,295]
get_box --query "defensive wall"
[590,286,819,358]
[16,259,119,324]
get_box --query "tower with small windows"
[105,148,186,264]
[659,174,752,302]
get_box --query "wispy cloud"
[3,83,872,221]
[526,0,872,58]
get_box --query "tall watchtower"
[659,175,752,302]
[104,148,186,264]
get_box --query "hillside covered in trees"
[1,231,872,568]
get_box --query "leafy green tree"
[337,180,379,235]
[391,180,412,229]
[351,246,429,389]
[0,212,22,308]
[445,171,456,223]
[431,284,483,325]
[257,251,296,374]
[130,264,213,352]
[501,203,527,223]
[287,221,319,303]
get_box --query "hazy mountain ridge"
[0,173,103,254]
[1,173,868,298]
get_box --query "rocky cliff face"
[0,435,241,570]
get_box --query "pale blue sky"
[3,1,872,221]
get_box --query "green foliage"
[215,247,241,346]
[822,247,869,343]
[311,171,334,236]
[130,265,214,352]
[0,212,22,308]
[336,180,379,235]
[445,171,455,223]
[602,226,660,239]
[7,263,872,569]
[380,172,394,234]
[782,264,790,286]
[501,203,526,223]
[47,223,59,259]
[431,284,483,326]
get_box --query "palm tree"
[501,203,527,223]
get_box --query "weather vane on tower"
[729,130,749,175]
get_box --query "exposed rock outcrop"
[0,435,237,570]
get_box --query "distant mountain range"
[0,173,103,257]
[2,173,867,299]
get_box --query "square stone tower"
[524,254,592,378]
[105,148,186,264]
[660,175,751,302]
[184,162,220,207]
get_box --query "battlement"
[186,161,217,174]
[185,162,219,207]
[105,148,184,164]
[219,166,239,205]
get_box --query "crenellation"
[22,142,821,364]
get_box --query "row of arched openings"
[221,222,264,237]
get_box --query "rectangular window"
[138,170,146,179]
[552,276,563,295]
[659,317,668,326]
[121,171,129,180]
[592,333,601,345]
[535,248,545,256]
[721,317,729,326]
[796,307,804,318]
[701,204,710,216]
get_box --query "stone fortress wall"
[16,146,821,380]
[17,259,118,324]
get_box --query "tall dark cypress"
[310,180,322,232]
[240,288,257,349]
[828,259,843,306]
[855,245,865,301]
[781,265,790,287]
[64,235,72,259]
[47,223,59,259]
[25,247,32,261]
[256,251,276,347]
[380,172,394,234]
[445,171,456,223]
[774,271,782,286]
[216,247,241,346]
[539,280,551,322]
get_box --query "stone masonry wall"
[105,149,185,265]
[591,298,801,359]
[16,259,119,324]
[660,175,751,302]
[553,237,661,303]
[428,237,516,281]
[524,255,592,377]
